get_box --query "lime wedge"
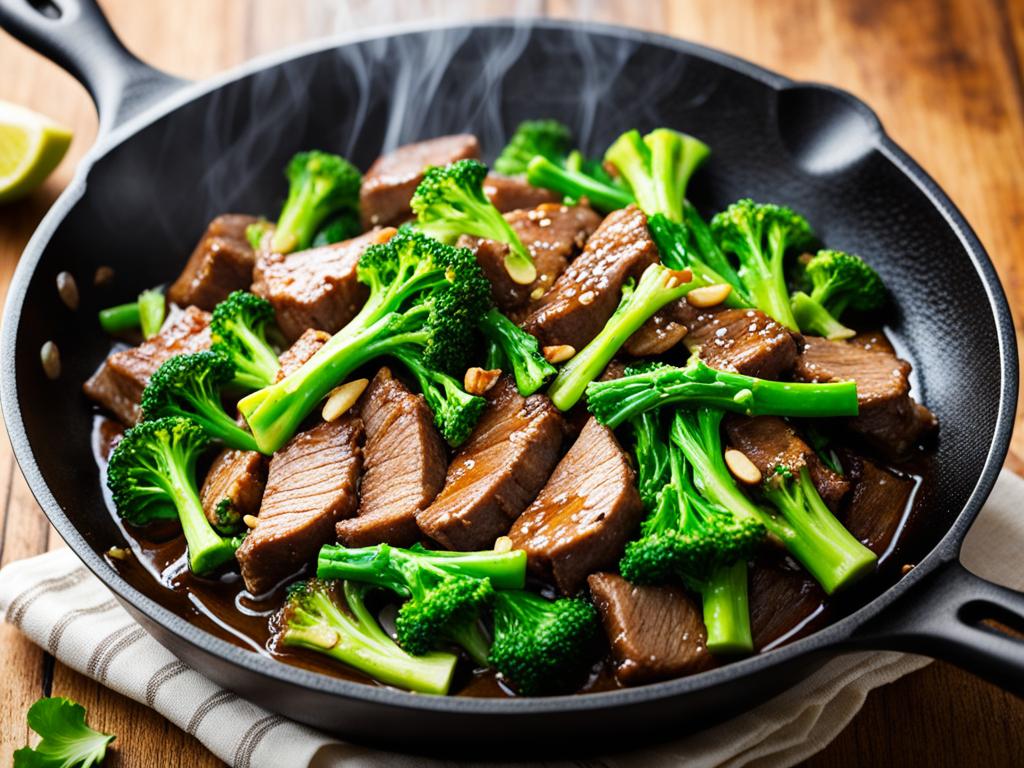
[0,101,72,203]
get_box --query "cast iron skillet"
[1,0,1022,755]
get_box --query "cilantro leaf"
[14,697,114,768]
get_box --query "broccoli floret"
[619,419,764,653]
[647,211,752,306]
[487,590,598,695]
[669,408,875,596]
[603,128,710,222]
[585,355,859,430]
[278,578,458,695]
[494,119,573,176]
[317,543,527,664]
[710,199,814,330]
[761,465,877,594]
[627,409,671,510]
[526,155,634,213]
[547,262,698,410]
[389,346,486,446]
[478,308,555,396]
[313,210,362,247]
[412,159,537,285]
[106,417,239,575]
[141,351,260,452]
[271,151,362,254]
[790,249,885,340]
[238,229,491,453]
[211,497,240,533]
[210,291,280,390]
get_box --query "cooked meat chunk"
[236,416,363,594]
[725,415,850,509]
[840,453,916,558]
[508,418,643,594]
[336,368,447,547]
[360,134,481,228]
[794,337,938,458]
[417,377,565,550]
[483,173,559,212]
[459,203,601,311]
[521,205,658,350]
[83,305,212,425]
[588,572,713,685]
[749,555,826,651]
[622,305,690,357]
[276,328,330,381]
[200,448,267,531]
[168,214,259,310]
[252,228,395,342]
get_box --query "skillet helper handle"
[0,0,185,134]
[850,557,1024,696]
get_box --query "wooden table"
[1,1,1022,764]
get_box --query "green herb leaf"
[13,697,114,768]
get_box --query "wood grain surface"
[1,1,1022,765]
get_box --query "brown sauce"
[89,333,936,696]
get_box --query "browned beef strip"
[622,304,691,357]
[416,377,565,550]
[793,337,938,459]
[685,306,798,379]
[336,368,447,547]
[483,173,559,212]
[252,228,395,342]
[521,205,658,350]
[840,453,916,558]
[83,305,212,425]
[508,418,643,594]
[236,416,363,594]
[724,415,850,509]
[588,572,714,685]
[749,555,826,651]
[200,448,267,532]
[459,202,601,311]
[168,214,260,310]
[359,134,481,228]
[276,328,330,381]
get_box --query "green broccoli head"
[396,575,494,656]
[411,159,536,285]
[271,150,362,254]
[141,350,260,452]
[493,119,573,176]
[210,291,280,390]
[790,249,885,340]
[313,210,362,247]
[488,591,598,695]
[711,199,814,330]
[390,347,486,446]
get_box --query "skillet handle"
[848,557,1024,696]
[0,0,185,135]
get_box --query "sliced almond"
[724,448,762,485]
[243,514,259,530]
[105,546,129,561]
[530,286,546,301]
[40,341,60,380]
[322,378,369,422]
[494,536,513,554]
[464,367,501,396]
[687,283,733,308]
[543,344,575,364]
[665,268,693,289]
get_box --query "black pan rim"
[1,18,1018,716]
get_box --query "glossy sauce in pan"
[91,395,934,698]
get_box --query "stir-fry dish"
[84,121,938,696]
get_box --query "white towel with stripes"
[2,469,1022,768]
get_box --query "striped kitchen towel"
[2,469,1022,768]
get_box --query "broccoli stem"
[548,263,696,411]
[790,291,856,340]
[164,452,237,575]
[586,358,859,429]
[98,302,141,334]
[647,214,749,307]
[138,289,166,340]
[525,156,634,213]
[479,308,555,396]
[763,467,877,594]
[449,619,491,667]
[282,582,456,695]
[225,319,281,388]
[698,559,753,654]
[168,396,260,454]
